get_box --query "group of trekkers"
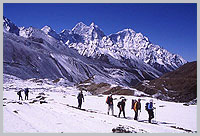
[17,88,154,123]
[17,88,30,100]
[77,91,155,123]
[106,94,155,123]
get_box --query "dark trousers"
[25,94,28,100]
[19,95,23,100]
[118,109,125,118]
[108,105,114,115]
[78,99,82,109]
[148,110,154,123]
[134,110,138,120]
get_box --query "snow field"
[3,86,197,133]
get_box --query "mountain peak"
[3,16,9,22]
[60,29,72,35]
[40,25,60,40]
[41,25,53,34]
[3,16,19,35]
[73,22,87,28]
[90,22,95,27]
[118,28,135,34]
[72,22,88,34]
[78,22,86,26]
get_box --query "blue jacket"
[148,102,153,110]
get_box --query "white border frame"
[1,0,199,136]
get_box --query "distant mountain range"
[3,16,187,87]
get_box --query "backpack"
[145,102,149,111]
[77,93,81,99]
[117,102,121,108]
[25,88,29,92]
[131,99,135,109]
[17,91,20,95]
[106,96,109,104]
[133,101,138,111]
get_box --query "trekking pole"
[138,110,141,120]
[154,108,156,123]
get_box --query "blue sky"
[3,3,197,62]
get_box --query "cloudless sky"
[3,3,197,62]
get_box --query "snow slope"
[3,74,197,133]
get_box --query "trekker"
[77,90,84,109]
[24,88,29,100]
[106,94,114,115]
[146,99,155,123]
[118,99,126,118]
[133,98,141,120]
[17,90,23,100]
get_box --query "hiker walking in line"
[24,88,29,100]
[146,99,155,123]
[17,89,23,100]
[106,94,114,115]
[77,90,84,109]
[132,98,141,120]
[117,98,126,118]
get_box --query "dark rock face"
[134,61,197,102]
[3,16,20,35]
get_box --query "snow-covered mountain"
[41,25,60,40]
[62,22,187,73]
[3,16,19,35]
[3,16,186,87]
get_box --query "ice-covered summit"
[72,21,105,40]
[65,22,187,73]
[41,25,60,40]
[41,25,52,33]
[3,16,19,35]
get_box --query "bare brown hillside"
[134,61,197,102]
